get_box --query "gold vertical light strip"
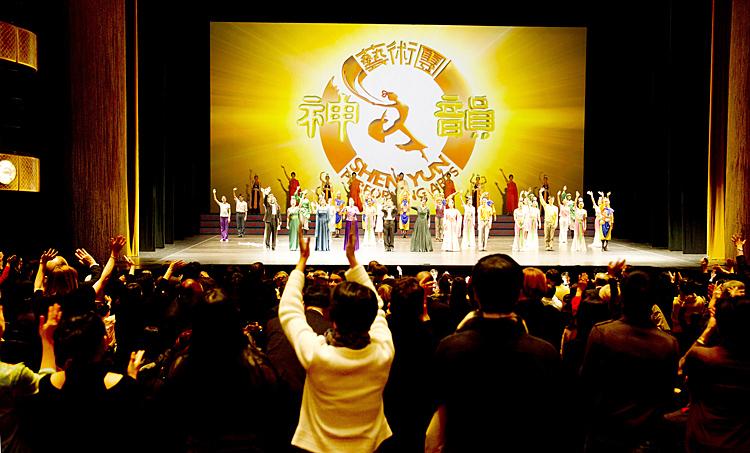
[131,0,139,256]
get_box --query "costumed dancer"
[468,173,487,209]
[382,197,397,252]
[342,198,360,251]
[373,189,384,244]
[318,171,332,201]
[600,193,614,251]
[500,168,518,215]
[461,192,476,249]
[261,187,281,250]
[442,195,462,252]
[248,169,262,215]
[327,197,336,244]
[512,202,525,252]
[477,195,496,251]
[428,190,446,242]
[314,195,330,251]
[571,193,588,252]
[557,187,572,245]
[232,187,248,238]
[363,190,377,246]
[280,165,299,213]
[410,195,433,252]
[297,189,311,233]
[588,191,604,249]
[439,169,457,199]
[212,188,231,242]
[391,168,412,238]
[348,172,363,211]
[524,194,541,251]
[539,188,558,251]
[333,191,345,237]
[286,197,301,251]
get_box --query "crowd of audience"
[0,230,747,452]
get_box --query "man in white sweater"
[279,226,394,452]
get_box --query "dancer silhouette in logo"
[368,90,428,160]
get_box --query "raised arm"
[277,179,289,195]
[539,188,548,207]
[93,235,126,300]
[281,165,291,182]
[499,168,509,184]
[34,249,58,293]
[319,171,326,185]
[212,188,220,206]
[232,187,239,202]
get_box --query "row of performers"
[240,165,524,216]
[257,185,499,253]
[511,187,615,252]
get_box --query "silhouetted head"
[471,254,523,313]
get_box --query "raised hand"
[75,248,97,267]
[40,248,58,265]
[731,233,746,249]
[607,259,627,278]
[110,235,126,256]
[127,350,146,379]
[345,224,357,266]
[212,188,216,193]
[299,224,310,260]
[39,303,62,343]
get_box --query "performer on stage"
[539,188,559,251]
[588,191,604,249]
[212,188,231,242]
[232,187,248,238]
[348,172,363,211]
[524,196,541,251]
[428,190,446,242]
[363,190,377,246]
[442,195,462,252]
[333,191,345,238]
[600,194,614,251]
[500,168,518,215]
[571,193,587,252]
[557,187,572,245]
[281,165,299,211]
[262,187,281,250]
[286,198,301,251]
[318,171,333,201]
[512,203,525,252]
[373,189,384,244]
[439,170,457,199]
[296,190,311,233]
[248,170,262,215]
[477,196,496,251]
[410,195,433,252]
[314,195,330,251]
[468,174,488,208]
[382,197,398,252]
[327,197,336,244]
[461,193,476,249]
[343,198,360,251]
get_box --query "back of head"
[330,281,378,335]
[191,288,245,358]
[449,277,468,309]
[54,312,106,371]
[304,281,331,310]
[389,277,424,328]
[471,254,523,313]
[438,273,452,294]
[522,267,547,300]
[716,296,750,353]
[621,271,653,322]
[48,265,79,297]
[546,268,562,287]
[372,264,389,281]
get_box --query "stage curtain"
[707,0,750,261]
[68,0,131,261]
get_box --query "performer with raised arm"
[248,169,262,215]
[212,188,231,242]
[410,194,433,252]
[347,172,363,211]
[333,191,345,238]
[557,187,573,245]
[391,168,411,238]
[318,171,333,201]
[571,193,588,252]
[468,173,488,209]
[539,188,559,251]
[587,191,604,249]
[343,198,361,251]
[477,195,496,251]
[363,189,377,247]
[262,186,281,250]
[373,189,385,244]
[297,189,312,233]
[600,193,614,251]
[439,169,457,199]
[500,168,518,214]
[524,194,541,251]
[281,165,300,211]
[232,187,248,238]
[382,196,398,252]
[427,190,446,242]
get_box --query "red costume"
[288,177,299,207]
[505,180,518,214]
[443,179,456,199]
[350,177,362,210]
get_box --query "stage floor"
[136,235,704,269]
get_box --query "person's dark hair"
[389,277,424,330]
[372,264,389,281]
[716,296,750,353]
[437,273,452,295]
[291,172,296,177]
[54,312,106,371]
[471,254,523,313]
[620,271,654,322]
[448,276,471,313]
[304,282,331,309]
[677,278,697,296]
[546,268,562,287]
[330,281,378,335]
[191,288,246,359]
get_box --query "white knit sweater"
[279,264,394,453]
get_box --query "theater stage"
[136,235,704,270]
